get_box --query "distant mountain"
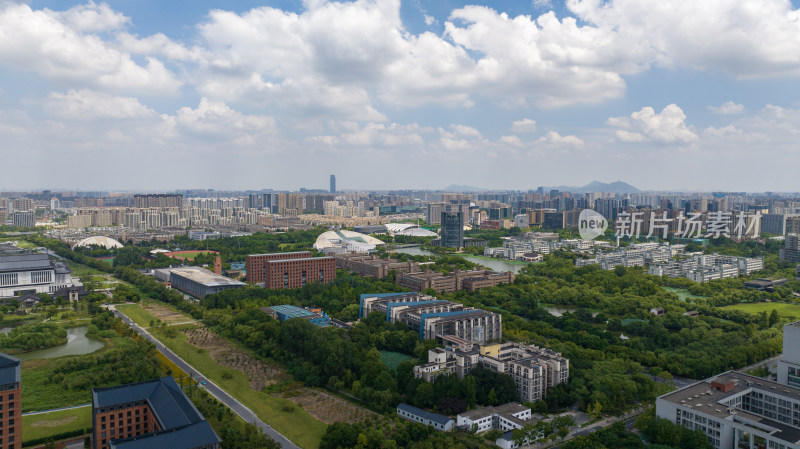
[441,185,487,192]
[547,180,640,194]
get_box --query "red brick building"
[92,377,220,449]
[245,251,312,284]
[265,256,336,289]
[0,353,20,449]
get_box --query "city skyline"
[2,0,800,191]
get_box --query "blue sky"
[2,0,800,192]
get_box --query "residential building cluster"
[414,338,569,403]
[647,253,764,283]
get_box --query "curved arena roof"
[314,230,385,252]
[74,236,124,250]
[384,223,438,237]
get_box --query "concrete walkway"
[23,403,90,416]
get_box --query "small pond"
[14,326,104,361]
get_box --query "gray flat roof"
[110,421,220,449]
[0,253,51,273]
[397,403,453,426]
[169,267,246,287]
[660,370,800,444]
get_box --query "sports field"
[164,250,218,261]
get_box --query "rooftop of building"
[397,403,453,426]
[167,267,246,288]
[0,352,20,386]
[0,252,51,273]
[109,420,220,449]
[248,251,312,257]
[458,402,531,427]
[264,304,318,318]
[92,377,206,431]
[660,370,800,444]
[265,256,333,264]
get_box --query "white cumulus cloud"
[0,2,181,95]
[708,101,746,115]
[511,118,537,133]
[607,104,698,144]
[44,89,156,120]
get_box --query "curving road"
[107,305,300,449]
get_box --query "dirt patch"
[144,302,193,324]
[184,327,285,390]
[287,389,375,425]
[31,415,78,428]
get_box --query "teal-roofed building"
[262,304,330,327]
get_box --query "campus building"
[92,377,220,449]
[396,404,454,431]
[359,292,502,343]
[263,256,336,289]
[396,269,514,294]
[334,253,421,279]
[0,353,21,449]
[155,267,245,299]
[656,371,800,449]
[456,402,532,434]
[413,339,569,404]
[261,304,330,327]
[480,343,570,403]
[0,253,79,299]
[245,251,312,284]
[778,321,800,388]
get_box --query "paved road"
[108,305,300,449]
[23,403,90,416]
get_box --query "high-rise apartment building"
[10,198,32,212]
[133,194,182,209]
[330,174,336,194]
[426,203,445,225]
[0,353,20,449]
[787,216,800,236]
[11,211,34,229]
[441,211,464,248]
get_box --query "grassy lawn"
[154,330,327,449]
[722,302,800,319]
[116,304,160,328]
[664,287,705,302]
[21,334,125,412]
[66,261,107,278]
[22,406,92,444]
[379,351,414,371]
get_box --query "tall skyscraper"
[441,211,464,249]
[330,174,336,194]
